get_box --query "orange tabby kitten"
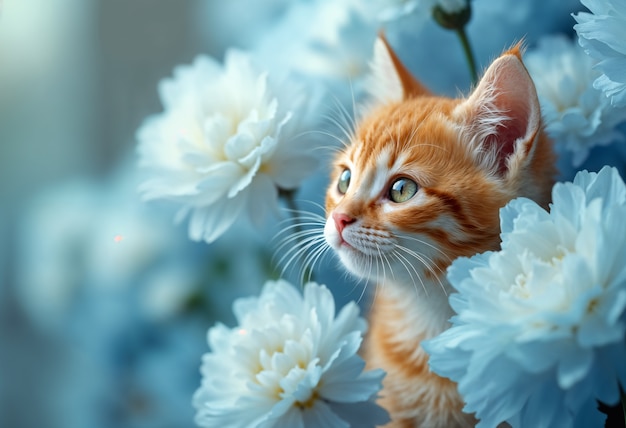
[323,37,555,427]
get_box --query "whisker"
[272,218,325,247]
[273,230,323,262]
[273,218,323,247]
[271,200,333,285]
[307,129,350,152]
[329,90,358,142]
[391,249,429,297]
[280,202,327,216]
[302,241,332,283]
[378,244,394,283]
[395,242,445,278]
[394,243,449,296]
[368,253,382,309]
[354,275,370,306]
[274,222,326,237]
[321,106,355,150]
[278,234,324,283]
[321,117,352,150]
[395,233,454,264]
[298,238,329,284]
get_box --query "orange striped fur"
[323,38,555,427]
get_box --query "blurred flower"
[437,0,467,13]
[250,1,377,109]
[193,0,292,52]
[137,50,318,243]
[15,166,197,330]
[424,166,626,427]
[574,0,626,107]
[364,0,468,22]
[525,36,626,166]
[15,161,276,428]
[193,280,389,428]
[374,0,430,21]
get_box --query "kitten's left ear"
[366,34,431,104]
[454,44,541,177]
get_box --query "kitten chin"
[324,214,449,294]
[323,215,400,283]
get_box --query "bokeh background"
[0,2,352,426]
[1,2,225,427]
[2,0,621,427]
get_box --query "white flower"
[436,0,468,14]
[359,0,432,22]
[255,2,376,83]
[366,0,467,21]
[15,169,193,330]
[423,166,626,427]
[193,280,389,428]
[574,0,626,107]
[525,36,626,167]
[136,51,318,243]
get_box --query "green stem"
[279,189,314,285]
[455,26,478,85]
[622,393,626,426]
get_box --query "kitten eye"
[337,169,351,194]
[389,178,418,203]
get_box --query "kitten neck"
[379,274,455,338]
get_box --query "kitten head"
[324,36,555,289]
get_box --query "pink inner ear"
[469,53,539,175]
[486,102,530,175]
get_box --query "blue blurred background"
[0,2,359,426]
[2,0,621,427]
[0,2,227,427]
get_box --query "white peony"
[193,280,389,428]
[525,36,626,167]
[574,0,626,108]
[136,50,318,243]
[424,166,626,427]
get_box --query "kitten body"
[323,38,555,427]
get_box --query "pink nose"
[333,212,355,235]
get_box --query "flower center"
[511,272,531,299]
[296,391,319,409]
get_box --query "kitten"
[323,37,555,427]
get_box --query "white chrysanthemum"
[424,166,626,428]
[193,280,389,428]
[255,2,375,82]
[366,0,468,22]
[574,0,626,108]
[137,51,318,243]
[525,36,626,167]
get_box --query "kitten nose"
[333,212,355,235]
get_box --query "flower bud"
[433,0,471,30]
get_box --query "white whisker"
[278,234,324,283]
[391,249,429,297]
[394,243,449,296]
[396,233,454,263]
[271,204,329,284]
[302,241,332,283]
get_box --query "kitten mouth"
[338,236,354,249]
[324,219,395,256]
[341,229,396,256]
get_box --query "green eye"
[389,178,418,203]
[337,169,351,194]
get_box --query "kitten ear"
[366,34,430,104]
[454,44,541,177]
